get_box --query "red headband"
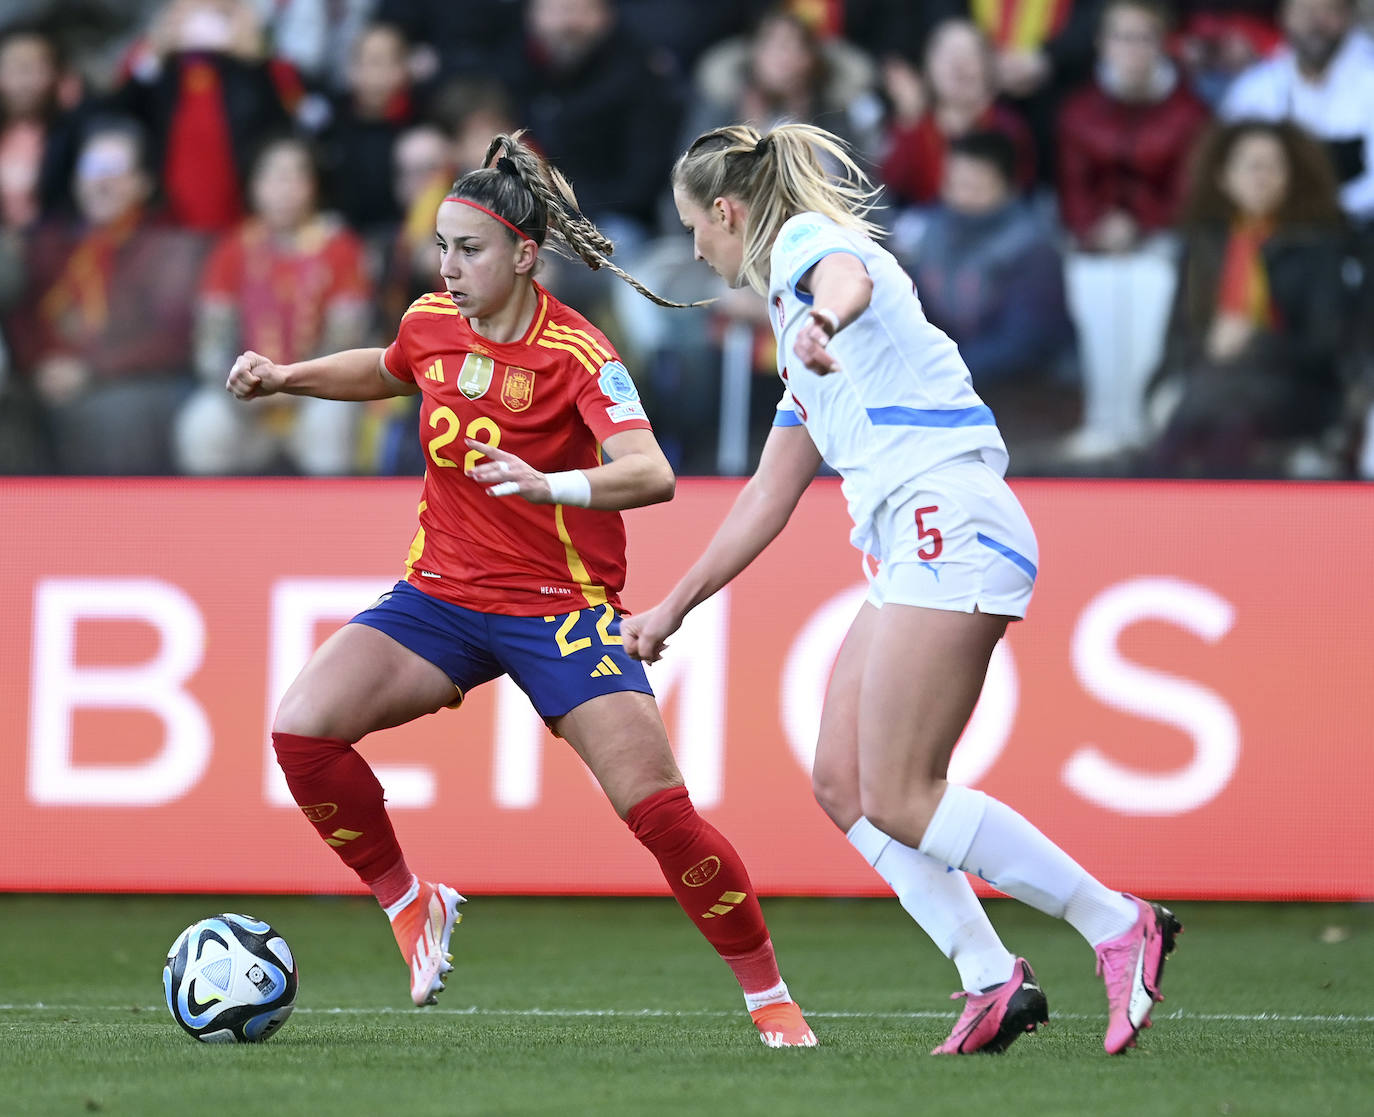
[442,196,536,242]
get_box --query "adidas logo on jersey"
[589,654,621,678]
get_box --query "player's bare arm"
[226,348,419,401]
[465,428,674,511]
[623,423,822,663]
[792,253,873,375]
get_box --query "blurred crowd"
[2,0,1373,479]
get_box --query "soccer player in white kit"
[622,122,1182,1056]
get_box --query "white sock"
[848,816,1015,992]
[382,875,419,920]
[919,786,1136,947]
[1064,877,1139,947]
[743,979,791,1012]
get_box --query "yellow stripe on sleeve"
[537,337,599,374]
[545,321,612,364]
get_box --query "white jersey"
[768,211,1008,554]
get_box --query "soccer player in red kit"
[224,132,815,1047]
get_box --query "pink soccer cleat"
[1094,895,1182,1053]
[931,957,1049,1055]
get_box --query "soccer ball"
[163,913,298,1043]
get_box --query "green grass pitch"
[1,895,1370,1116]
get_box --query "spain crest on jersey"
[457,353,494,400]
[501,367,535,412]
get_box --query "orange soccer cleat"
[750,1001,819,1048]
[388,880,465,1007]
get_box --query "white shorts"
[863,456,1038,618]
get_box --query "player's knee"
[272,691,350,742]
[811,766,860,831]
[859,784,941,850]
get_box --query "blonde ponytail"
[672,123,883,294]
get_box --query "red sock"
[625,785,782,994]
[271,732,412,906]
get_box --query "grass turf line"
[1,896,1370,1117]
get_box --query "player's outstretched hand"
[226,351,288,399]
[621,602,682,664]
[466,439,552,502]
[793,318,841,375]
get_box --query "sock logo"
[301,803,338,823]
[701,890,747,919]
[324,827,363,848]
[681,855,721,887]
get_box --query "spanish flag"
[971,0,1073,51]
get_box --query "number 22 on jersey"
[428,407,501,472]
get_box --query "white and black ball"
[163,913,298,1043]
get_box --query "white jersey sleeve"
[771,218,866,304]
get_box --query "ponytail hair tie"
[496,155,520,176]
[753,135,773,157]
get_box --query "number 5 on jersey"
[915,505,943,560]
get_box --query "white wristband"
[545,469,592,507]
[809,307,840,337]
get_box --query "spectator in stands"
[375,0,525,93]
[519,0,680,246]
[318,21,415,237]
[247,0,378,93]
[1172,1,1283,107]
[1221,0,1374,223]
[907,130,1078,446]
[2,117,207,473]
[1058,0,1212,252]
[1146,119,1348,475]
[685,7,881,163]
[113,0,297,231]
[173,135,371,474]
[0,23,66,230]
[879,20,1036,211]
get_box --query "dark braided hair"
[444,131,703,309]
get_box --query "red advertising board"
[1,478,1370,899]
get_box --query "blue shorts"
[350,581,654,720]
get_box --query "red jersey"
[382,284,654,616]
[202,216,371,362]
